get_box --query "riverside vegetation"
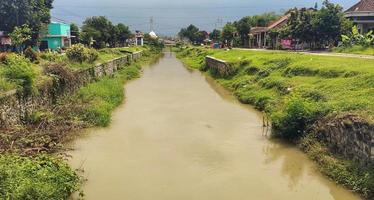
[176,46,374,199]
[0,44,162,199]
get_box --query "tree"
[0,0,54,46]
[285,8,316,45]
[81,16,114,48]
[312,0,352,46]
[222,23,237,47]
[209,29,222,42]
[115,23,131,47]
[249,12,279,27]
[9,25,32,52]
[178,24,200,43]
[234,17,252,46]
[70,23,80,44]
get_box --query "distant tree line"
[178,0,352,49]
[0,1,134,51]
[77,16,132,48]
[0,0,54,50]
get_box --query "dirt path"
[234,48,374,59]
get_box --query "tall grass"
[76,64,140,127]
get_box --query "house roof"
[250,27,268,34]
[267,14,291,30]
[346,0,374,12]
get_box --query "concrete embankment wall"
[204,55,374,167]
[0,51,143,128]
[316,115,374,166]
[205,56,236,77]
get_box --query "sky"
[51,0,359,36]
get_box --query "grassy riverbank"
[0,46,162,199]
[176,46,374,199]
[333,45,374,56]
[0,46,146,93]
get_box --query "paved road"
[234,48,374,59]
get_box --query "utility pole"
[215,17,223,30]
[150,17,154,32]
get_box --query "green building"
[41,22,71,50]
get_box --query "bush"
[0,154,80,200]
[77,65,140,126]
[39,51,63,62]
[24,47,38,62]
[3,54,36,95]
[66,44,87,63]
[244,66,260,75]
[86,48,99,63]
[271,96,320,139]
[66,44,98,64]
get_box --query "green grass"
[333,45,374,56]
[0,47,147,94]
[0,154,80,200]
[76,64,141,126]
[74,46,160,127]
[176,47,374,118]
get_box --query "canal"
[68,52,361,200]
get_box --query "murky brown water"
[68,53,362,200]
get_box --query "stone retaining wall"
[316,115,374,166]
[0,52,142,128]
[205,56,236,77]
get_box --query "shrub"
[0,154,80,200]
[271,96,320,139]
[66,44,87,63]
[3,54,36,95]
[244,66,260,75]
[24,47,39,62]
[39,51,63,62]
[86,48,99,63]
[66,44,99,64]
[265,58,291,70]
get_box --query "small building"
[41,22,71,51]
[345,0,374,34]
[249,14,290,49]
[135,31,144,46]
[149,31,158,39]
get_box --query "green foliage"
[209,29,222,42]
[86,48,99,63]
[24,47,39,62]
[0,154,80,200]
[222,22,237,46]
[70,23,81,44]
[77,65,140,126]
[0,0,53,46]
[3,54,37,95]
[66,44,87,63]
[81,16,132,48]
[340,26,374,47]
[9,25,32,51]
[66,44,98,63]
[271,96,321,139]
[178,24,207,44]
[280,1,352,48]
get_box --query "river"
[68,53,361,200]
